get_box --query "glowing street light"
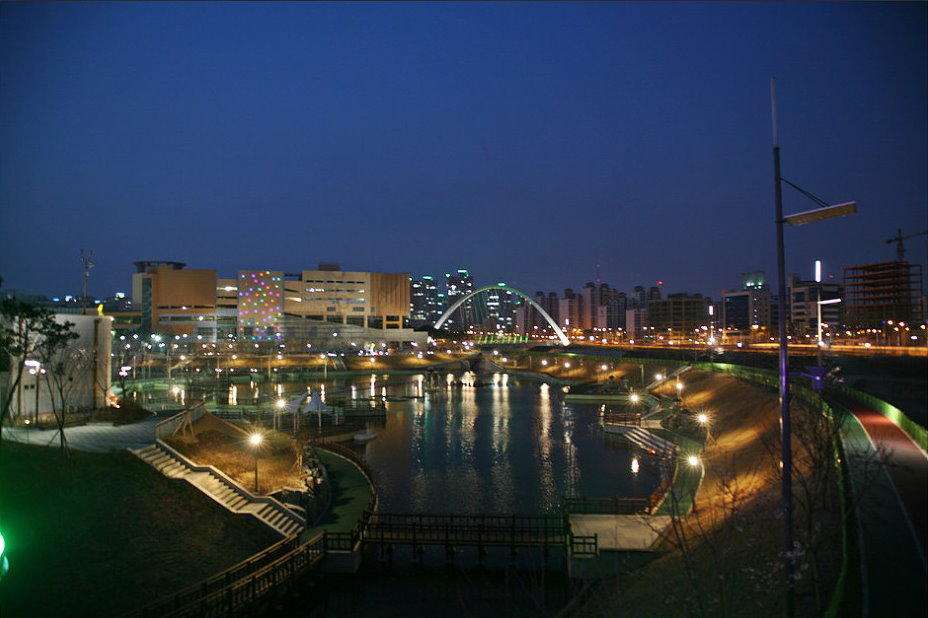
[697,412,714,444]
[249,433,263,492]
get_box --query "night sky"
[1,2,925,300]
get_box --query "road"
[831,393,927,618]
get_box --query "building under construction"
[843,261,924,328]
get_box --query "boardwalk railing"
[136,530,308,617]
[569,533,598,556]
[363,511,569,549]
[602,412,642,426]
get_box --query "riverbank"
[575,369,844,617]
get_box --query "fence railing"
[601,412,642,426]
[569,533,599,556]
[154,402,207,439]
[363,511,569,548]
[136,529,305,617]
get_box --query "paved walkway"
[2,415,161,452]
[300,448,374,542]
[830,393,928,618]
[570,514,673,551]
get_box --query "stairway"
[602,425,677,458]
[133,441,305,538]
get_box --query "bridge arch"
[433,285,570,347]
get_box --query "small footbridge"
[362,511,584,560]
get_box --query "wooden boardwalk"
[363,511,570,549]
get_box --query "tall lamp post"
[249,433,263,492]
[771,77,856,618]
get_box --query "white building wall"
[8,314,112,418]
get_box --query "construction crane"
[886,229,928,261]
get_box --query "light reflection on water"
[237,372,666,514]
[357,373,664,515]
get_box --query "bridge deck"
[363,512,569,548]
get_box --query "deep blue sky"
[1,2,926,299]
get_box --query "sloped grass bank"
[0,442,277,617]
[579,370,844,617]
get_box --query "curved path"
[830,393,927,618]
[1,414,161,452]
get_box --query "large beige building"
[129,261,419,346]
[131,261,222,338]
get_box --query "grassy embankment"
[0,441,277,617]
[563,365,842,617]
[164,413,304,495]
[497,353,843,616]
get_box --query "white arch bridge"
[433,285,570,347]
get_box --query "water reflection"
[536,382,555,508]
[208,372,662,514]
[360,373,660,514]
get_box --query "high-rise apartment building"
[482,284,518,331]
[648,293,711,341]
[721,271,775,333]
[409,275,443,327]
[788,275,843,336]
[444,269,475,331]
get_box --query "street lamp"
[249,433,263,492]
[275,398,286,432]
[771,77,857,617]
[697,412,714,445]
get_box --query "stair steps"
[131,441,305,538]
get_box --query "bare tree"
[0,297,76,444]
[40,342,91,453]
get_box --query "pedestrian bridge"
[433,284,570,346]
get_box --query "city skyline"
[1,3,926,299]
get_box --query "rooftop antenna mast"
[81,249,94,315]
